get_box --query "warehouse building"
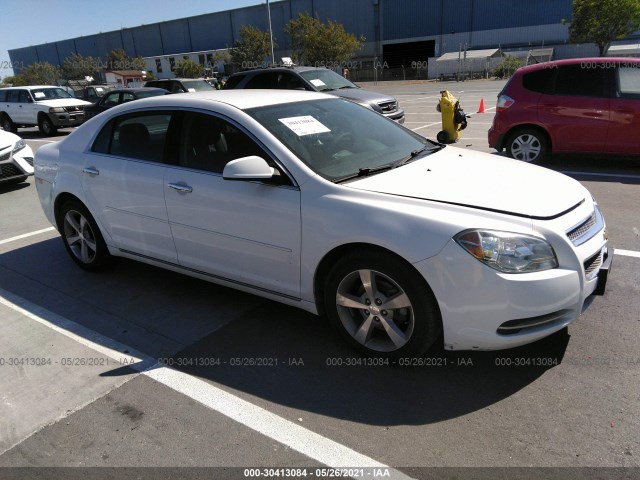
[7,0,639,81]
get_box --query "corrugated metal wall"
[9,0,575,73]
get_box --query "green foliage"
[173,58,202,78]
[106,48,146,70]
[61,52,101,80]
[567,0,640,56]
[284,12,364,66]
[16,62,61,85]
[491,56,524,79]
[229,25,276,69]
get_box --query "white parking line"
[0,227,56,246]
[616,249,640,258]
[0,288,414,479]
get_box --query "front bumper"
[50,112,85,127]
[414,226,610,351]
[0,143,34,183]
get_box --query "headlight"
[454,230,558,273]
[49,107,66,113]
[12,139,26,154]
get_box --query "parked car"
[223,66,405,123]
[0,86,91,135]
[33,90,611,357]
[0,129,34,185]
[489,57,640,163]
[79,84,116,103]
[84,87,169,120]
[144,78,215,93]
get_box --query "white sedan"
[0,129,34,184]
[33,90,612,357]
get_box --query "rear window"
[618,66,640,98]
[553,65,610,98]
[522,69,554,93]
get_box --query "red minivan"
[488,57,640,163]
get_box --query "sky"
[0,0,267,78]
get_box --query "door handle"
[167,182,193,193]
[83,166,99,176]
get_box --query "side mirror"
[223,155,275,180]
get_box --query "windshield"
[247,98,436,182]
[299,69,358,92]
[182,80,215,92]
[31,88,74,100]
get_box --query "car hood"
[36,98,91,107]
[347,146,588,219]
[327,87,396,106]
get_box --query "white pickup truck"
[0,86,91,135]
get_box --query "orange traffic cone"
[477,98,485,113]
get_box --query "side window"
[122,92,135,103]
[618,67,640,98]
[18,90,32,103]
[522,69,554,94]
[245,73,278,89]
[92,112,172,162]
[102,93,121,106]
[0,91,6,102]
[223,74,244,89]
[7,90,20,102]
[277,73,306,90]
[179,112,268,174]
[553,65,610,98]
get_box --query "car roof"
[111,89,332,111]
[106,87,167,93]
[516,56,640,74]
[3,85,64,90]
[230,66,332,77]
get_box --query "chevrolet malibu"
[33,90,612,357]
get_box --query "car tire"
[58,200,112,272]
[324,250,441,358]
[38,115,58,136]
[506,128,549,163]
[1,114,17,133]
[436,130,449,143]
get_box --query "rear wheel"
[1,114,16,133]
[506,128,549,163]
[58,200,112,271]
[324,251,441,358]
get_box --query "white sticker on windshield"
[187,88,196,93]
[310,79,326,87]
[96,87,104,92]
[33,92,45,99]
[279,116,331,136]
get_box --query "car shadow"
[0,237,570,426]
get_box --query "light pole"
[267,0,275,65]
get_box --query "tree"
[566,0,640,56]
[106,48,145,70]
[173,58,202,78]
[17,62,61,85]
[61,52,102,80]
[491,56,524,79]
[229,25,275,70]
[284,12,364,67]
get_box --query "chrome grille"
[584,250,602,280]
[566,206,603,246]
[65,105,84,112]
[378,101,397,113]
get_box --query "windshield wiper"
[335,163,396,183]
[393,144,443,167]
[337,85,356,89]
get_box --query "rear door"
[606,65,640,155]
[81,111,177,262]
[538,64,613,153]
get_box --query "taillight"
[496,94,515,113]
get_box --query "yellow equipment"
[436,90,467,144]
